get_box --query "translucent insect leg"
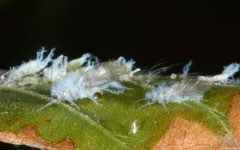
[181,101,193,109]
[37,99,58,111]
[103,88,124,95]
[132,98,147,108]
[68,100,80,110]
[160,100,169,114]
[174,96,193,109]
[139,101,156,109]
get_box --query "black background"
[1,1,240,75]
[0,1,240,149]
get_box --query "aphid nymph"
[39,55,133,111]
[198,63,240,83]
[5,47,54,85]
[137,81,203,113]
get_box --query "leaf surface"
[0,82,239,150]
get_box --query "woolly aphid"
[0,47,134,110]
[198,63,240,84]
[47,72,129,110]
[4,47,54,85]
[39,56,135,110]
[138,81,203,113]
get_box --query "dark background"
[1,1,240,75]
[0,1,240,149]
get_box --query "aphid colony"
[0,47,239,111]
[0,47,140,110]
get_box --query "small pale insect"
[137,81,203,113]
[5,47,54,85]
[198,63,240,84]
[39,56,132,111]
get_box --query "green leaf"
[0,82,239,150]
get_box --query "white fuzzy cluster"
[49,57,135,109]
[5,47,54,85]
[198,63,240,83]
[3,47,240,112]
[51,71,129,109]
[0,47,140,110]
[38,54,137,110]
[140,81,203,113]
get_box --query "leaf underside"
[0,80,239,150]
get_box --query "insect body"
[39,56,134,111]
[198,63,240,84]
[4,47,54,86]
[138,81,203,113]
